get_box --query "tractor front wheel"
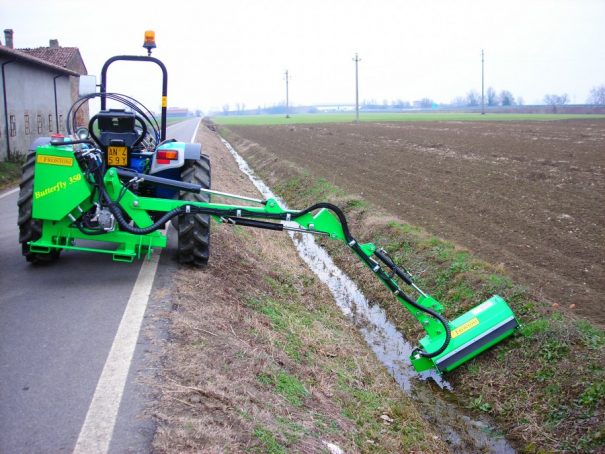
[17,150,61,263]
[177,155,211,266]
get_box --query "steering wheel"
[132,115,147,147]
[87,113,148,148]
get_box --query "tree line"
[450,87,520,107]
[219,84,605,115]
[362,83,605,111]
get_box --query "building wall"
[0,56,72,160]
[66,53,89,129]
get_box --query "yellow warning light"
[143,30,156,55]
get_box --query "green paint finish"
[32,146,92,221]
[411,295,519,373]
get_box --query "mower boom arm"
[28,152,519,374]
[104,170,453,361]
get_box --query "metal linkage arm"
[105,170,452,358]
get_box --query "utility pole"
[481,50,485,115]
[284,70,290,118]
[352,53,361,122]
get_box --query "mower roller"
[17,32,519,374]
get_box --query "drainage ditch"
[220,136,515,453]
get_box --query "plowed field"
[228,120,605,326]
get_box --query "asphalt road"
[0,117,201,453]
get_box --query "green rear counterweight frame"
[26,143,519,374]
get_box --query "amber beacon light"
[143,30,156,55]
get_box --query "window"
[10,115,16,137]
[49,115,53,133]
[38,115,43,134]
[25,114,30,134]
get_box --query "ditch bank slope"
[217,122,604,453]
[148,124,447,452]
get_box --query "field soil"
[227,120,605,326]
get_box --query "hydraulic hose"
[290,202,452,358]
[101,189,182,235]
[77,151,182,236]
[367,249,452,358]
[92,170,451,358]
[394,292,451,358]
[74,220,108,235]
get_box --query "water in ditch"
[219,136,515,453]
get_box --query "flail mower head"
[369,249,519,374]
[410,295,518,373]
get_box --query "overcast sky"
[2,0,604,114]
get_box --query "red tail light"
[157,150,178,164]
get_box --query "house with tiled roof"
[0,29,88,160]
[20,39,88,75]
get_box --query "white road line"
[73,252,161,453]
[191,118,201,143]
[0,187,18,199]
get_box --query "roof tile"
[19,47,79,69]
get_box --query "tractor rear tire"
[17,150,61,263]
[177,155,211,266]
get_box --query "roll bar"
[99,55,168,142]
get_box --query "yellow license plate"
[107,146,128,166]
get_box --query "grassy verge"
[0,152,26,190]
[218,125,604,453]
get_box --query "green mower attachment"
[363,249,519,374]
[410,295,518,373]
[21,130,519,376]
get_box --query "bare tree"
[587,85,605,105]
[451,96,466,107]
[517,96,525,106]
[499,90,515,106]
[234,103,247,115]
[543,93,569,113]
[364,98,377,107]
[222,103,230,116]
[420,98,434,108]
[543,95,557,112]
[486,87,498,106]
[466,89,480,106]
